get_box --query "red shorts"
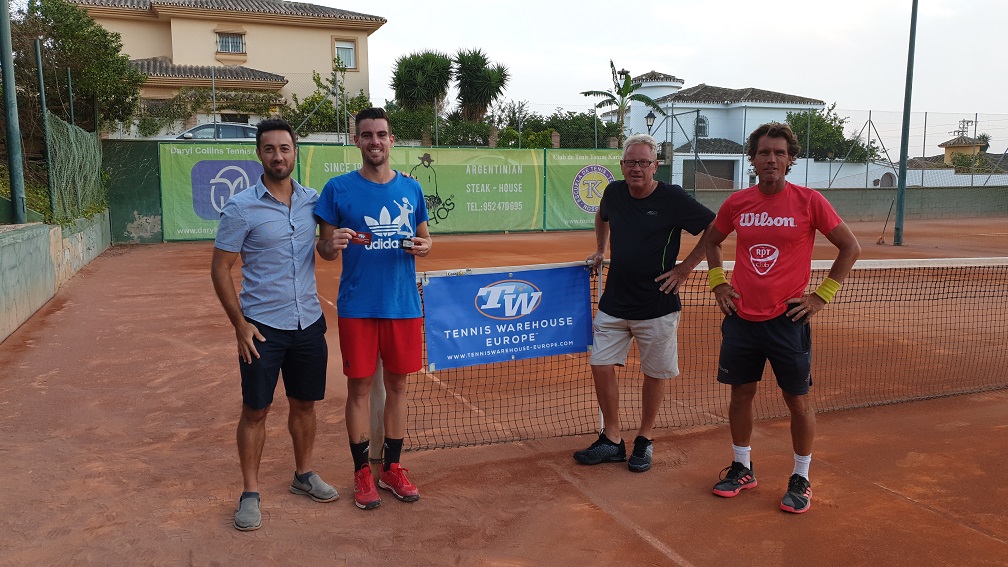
[337,317,423,378]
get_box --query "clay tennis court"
[1,218,1006,565]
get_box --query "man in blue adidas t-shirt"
[315,107,432,510]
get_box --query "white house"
[606,72,1008,189]
[609,71,826,189]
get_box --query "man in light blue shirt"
[211,119,338,531]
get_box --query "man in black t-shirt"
[574,133,715,472]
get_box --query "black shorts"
[240,315,328,410]
[716,312,812,395]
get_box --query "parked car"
[176,122,257,140]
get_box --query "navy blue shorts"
[716,312,812,396]
[240,315,328,410]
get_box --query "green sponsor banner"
[297,144,362,191]
[544,149,621,230]
[159,142,267,241]
[300,145,543,233]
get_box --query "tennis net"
[406,257,1008,450]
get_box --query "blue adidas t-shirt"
[314,170,429,318]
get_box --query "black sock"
[383,438,404,471]
[350,440,370,471]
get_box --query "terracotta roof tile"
[657,83,823,106]
[938,135,981,148]
[74,0,384,22]
[131,56,286,82]
[673,137,744,155]
[633,70,684,84]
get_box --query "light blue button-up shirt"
[214,177,322,330]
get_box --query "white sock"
[732,445,751,469]
[793,453,811,480]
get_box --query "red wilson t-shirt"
[713,182,842,322]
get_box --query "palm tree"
[454,48,510,121]
[977,132,991,153]
[581,60,665,144]
[390,51,453,112]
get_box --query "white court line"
[322,290,512,431]
[546,461,697,567]
[421,367,513,436]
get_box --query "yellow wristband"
[814,277,841,303]
[708,267,728,290]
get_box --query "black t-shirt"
[598,180,715,320]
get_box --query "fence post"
[1,4,26,223]
[67,67,75,126]
[35,38,57,220]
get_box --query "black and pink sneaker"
[780,474,812,513]
[713,461,757,497]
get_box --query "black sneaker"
[780,474,812,513]
[628,436,653,472]
[573,433,626,465]
[712,461,757,497]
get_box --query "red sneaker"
[353,465,381,510]
[378,463,420,502]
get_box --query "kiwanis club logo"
[571,164,615,214]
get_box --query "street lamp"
[645,111,656,134]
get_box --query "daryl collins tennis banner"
[422,264,593,371]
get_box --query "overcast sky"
[326,0,1006,152]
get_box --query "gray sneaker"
[628,436,653,472]
[573,433,626,465]
[234,493,261,531]
[290,471,339,502]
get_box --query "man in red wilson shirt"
[706,123,861,513]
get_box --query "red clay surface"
[1,218,1006,566]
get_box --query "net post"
[368,357,385,465]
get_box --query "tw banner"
[422,265,593,370]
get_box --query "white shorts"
[589,309,681,379]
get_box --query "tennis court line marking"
[421,369,485,416]
[546,461,697,567]
[420,369,514,437]
[817,459,1008,546]
[870,480,1008,546]
[320,292,512,435]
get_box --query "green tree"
[950,151,994,172]
[580,60,664,144]
[488,100,537,131]
[495,126,553,149]
[786,103,879,162]
[439,114,492,146]
[453,48,509,121]
[390,51,452,112]
[977,133,991,153]
[542,108,621,149]
[10,0,145,138]
[284,58,371,135]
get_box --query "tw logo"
[191,160,263,220]
[475,280,542,320]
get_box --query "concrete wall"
[0,210,112,344]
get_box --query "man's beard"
[264,163,292,181]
